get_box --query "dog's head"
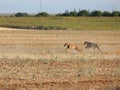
[84,41,88,45]
[64,43,69,47]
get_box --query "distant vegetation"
[36,12,49,17]
[12,9,120,17]
[0,9,119,17]
[0,9,120,30]
[15,12,29,17]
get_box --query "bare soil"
[0,27,120,90]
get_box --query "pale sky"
[0,0,120,13]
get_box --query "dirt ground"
[0,27,120,90]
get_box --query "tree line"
[15,9,120,17]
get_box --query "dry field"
[0,27,120,90]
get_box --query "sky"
[0,0,120,14]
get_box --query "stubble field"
[0,27,120,90]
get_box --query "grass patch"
[0,17,120,30]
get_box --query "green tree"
[36,12,49,17]
[15,12,28,17]
[102,11,111,16]
[77,10,90,16]
[62,10,70,16]
[69,9,77,16]
[111,11,120,16]
[91,10,102,16]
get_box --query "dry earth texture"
[0,27,120,90]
